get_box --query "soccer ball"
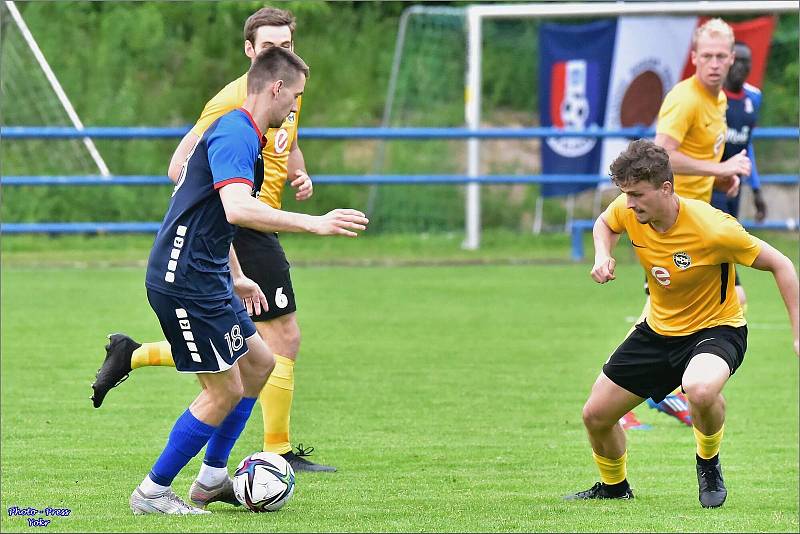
[232,452,295,512]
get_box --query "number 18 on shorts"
[146,289,257,373]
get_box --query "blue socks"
[203,397,258,468]
[149,409,216,487]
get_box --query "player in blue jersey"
[129,47,368,515]
[711,41,766,312]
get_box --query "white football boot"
[130,487,210,515]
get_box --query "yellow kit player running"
[566,139,799,508]
[621,19,754,430]
[91,7,336,479]
[655,18,751,204]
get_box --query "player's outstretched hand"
[719,149,751,179]
[313,209,369,237]
[234,275,268,316]
[291,169,314,201]
[591,257,616,284]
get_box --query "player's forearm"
[287,145,307,178]
[228,195,315,234]
[168,132,201,183]
[592,217,619,261]
[665,149,721,177]
[772,257,800,344]
[229,245,245,280]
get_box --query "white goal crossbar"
[463,0,799,249]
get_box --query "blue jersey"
[722,83,761,190]
[146,108,265,300]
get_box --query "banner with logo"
[599,16,698,177]
[538,19,616,196]
[679,16,776,87]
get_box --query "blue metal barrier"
[4,174,798,186]
[0,222,162,234]
[2,125,798,235]
[570,219,799,261]
[3,126,798,140]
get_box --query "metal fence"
[2,125,798,259]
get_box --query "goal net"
[1,0,109,177]
[372,2,798,245]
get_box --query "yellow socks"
[693,425,724,460]
[592,451,627,485]
[130,341,174,369]
[261,354,295,455]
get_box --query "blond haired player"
[566,139,798,507]
[92,7,337,495]
[656,18,751,203]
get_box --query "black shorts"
[233,228,297,322]
[147,288,257,373]
[602,320,747,403]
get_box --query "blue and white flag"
[538,19,616,196]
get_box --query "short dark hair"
[244,7,296,45]
[246,47,309,95]
[609,138,673,188]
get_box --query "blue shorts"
[146,288,257,373]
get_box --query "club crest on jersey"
[673,252,691,270]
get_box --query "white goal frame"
[463,0,798,249]
[4,0,110,176]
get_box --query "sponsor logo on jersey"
[726,125,750,145]
[274,128,289,154]
[651,266,671,286]
[546,59,601,158]
[285,112,296,124]
[673,252,691,270]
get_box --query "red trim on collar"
[237,108,266,147]
[723,88,745,100]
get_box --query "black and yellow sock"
[693,425,724,460]
[131,341,174,369]
[261,354,295,455]
[592,451,628,486]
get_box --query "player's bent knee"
[682,382,718,409]
[241,335,275,384]
[273,315,302,355]
[582,402,616,432]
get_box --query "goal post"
[462,1,798,249]
[2,0,110,177]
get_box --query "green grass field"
[1,234,798,532]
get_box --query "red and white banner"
[600,16,698,177]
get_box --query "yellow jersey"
[602,194,761,336]
[190,73,302,209]
[656,75,727,203]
